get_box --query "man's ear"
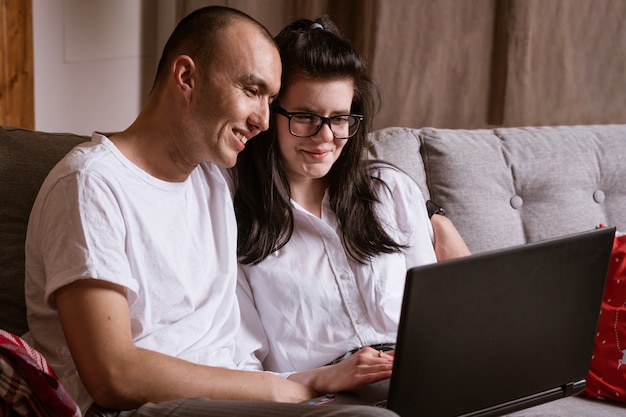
[173,55,195,95]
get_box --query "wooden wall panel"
[0,0,34,129]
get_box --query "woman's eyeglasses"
[276,106,364,139]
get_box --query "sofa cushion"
[419,125,626,253]
[0,126,88,336]
[366,127,430,199]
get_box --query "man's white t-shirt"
[25,133,243,412]
[237,165,437,373]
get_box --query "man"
[24,6,397,417]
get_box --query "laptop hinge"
[565,379,586,396]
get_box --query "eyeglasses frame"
[276,105,364,139]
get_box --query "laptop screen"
[388,227,614,417]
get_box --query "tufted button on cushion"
[593,190,606,203]
[510,195,524,209]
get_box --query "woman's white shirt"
[236,165,437,373]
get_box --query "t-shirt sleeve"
[36,172,137,307]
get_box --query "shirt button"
[340,273,349,280]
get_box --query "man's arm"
[55,279,315,410]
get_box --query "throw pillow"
[583,228,626,403]
[0,329,81,416]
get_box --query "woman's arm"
[430,214,471,261]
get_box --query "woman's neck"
[289,178,327,218]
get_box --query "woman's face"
[276,77,355,185]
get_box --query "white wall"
[33,0,176,135]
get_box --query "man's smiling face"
[187,19,281,169]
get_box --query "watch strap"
[426,200,446,218]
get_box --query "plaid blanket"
[0,329,81,416]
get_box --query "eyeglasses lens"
[290,114,360,139]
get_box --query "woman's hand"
[287,346,394,394]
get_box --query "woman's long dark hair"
[233,16,406,265]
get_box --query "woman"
[232,16,469,388]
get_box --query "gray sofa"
[2,124,626,415]
[367,124,626,416]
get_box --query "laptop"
[307,227,615,417]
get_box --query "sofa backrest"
[0,126,88,336]
[368,124,626,254]
[3,123,625,335]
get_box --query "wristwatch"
[426,200,446,218]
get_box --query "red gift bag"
[584,229,626,402]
